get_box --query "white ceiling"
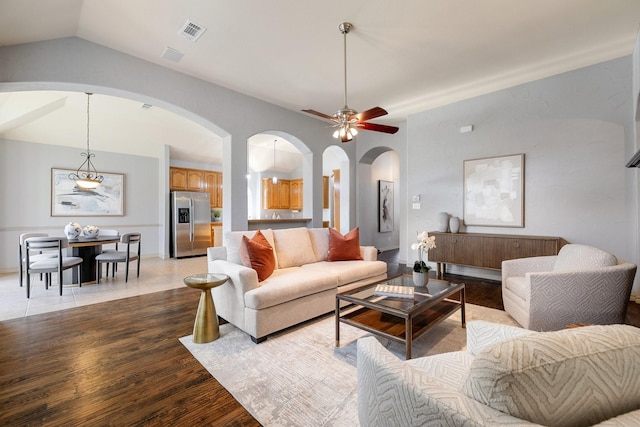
[1,0,640,166]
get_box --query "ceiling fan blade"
[358,122,400,134]
[302,109,337,122]
[354,106,388,122]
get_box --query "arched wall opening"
[323,145,351,234]
[359,146,400,250]
[247,130,313,220]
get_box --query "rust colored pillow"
[328,227,363,261]
[242,230,276,281]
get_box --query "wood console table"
[427,232,565,277]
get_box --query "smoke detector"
[178,20,207,42]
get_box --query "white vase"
[437,212,449,232]
[412,271,429,287]
[64,222,82,239]
[449,216,460,234]
[82,225,100,238]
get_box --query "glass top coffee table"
[335,274,465,359]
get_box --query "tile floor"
[0,256,209,321]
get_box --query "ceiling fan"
[302,22,399,143]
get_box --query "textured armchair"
[357,321,640,427]
[502,244,636,331]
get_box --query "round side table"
[183,273,229,343]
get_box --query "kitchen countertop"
[248,218,311,223]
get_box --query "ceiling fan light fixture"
[302,22,400,141]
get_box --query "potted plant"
[212,209,222,222]
[411,231,436,286]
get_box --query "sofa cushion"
[462,324,640,426]
[242,231,276,282]
[301,260,387,286]
[328,227,363,261]
[226,229,276,266]
[244,267,338,310]
[308,228,330,262]
[553,244,617,272]
[273,227,317,269]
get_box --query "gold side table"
[183,273,229,343]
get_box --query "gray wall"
[1,36,639,300]
[405,56,638,290]
[0,139,160,263]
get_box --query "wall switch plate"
[412,203,421,209]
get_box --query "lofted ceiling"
[1,0,640,167]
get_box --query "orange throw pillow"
[328,227,363,261]
[242,230,276,281]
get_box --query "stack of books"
[374,284,414,299]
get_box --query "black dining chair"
[95,233,141,283]
[24,237,83,298]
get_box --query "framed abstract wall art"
[463,154,524,227]
[378,180,394,232]
[51,168,125,216]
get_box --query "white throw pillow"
[307,228,330,262]
[273,227,317,268]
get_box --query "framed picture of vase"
[51,168,125,216]
[463,154,524,227]
[378,180,394,232]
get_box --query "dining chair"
[18,232,57,288]
[95,233,141,283]
[24,237,83,298]
[98,229,120,277]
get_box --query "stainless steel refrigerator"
[170,191,211,258]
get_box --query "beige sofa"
[357,320,640,426]
[207,227,387,342]
[502,244,637,331]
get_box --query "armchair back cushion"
[553,244,617,272]
[462,324,640,427]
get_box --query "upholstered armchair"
[357,321,640,426]
[502,244,637,331]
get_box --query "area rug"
[179,304,518,426]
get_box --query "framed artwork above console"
[463,154,524,227]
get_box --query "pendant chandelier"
[69,92,103,189]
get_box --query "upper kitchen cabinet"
[290,179,303,210]
[262,178,291,209]
[170,167,204,191]
[171,167,222,208]
[205,171,223,208]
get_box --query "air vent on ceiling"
[178,20,207,42]
[140,103,153,110]
[161,47,184,63]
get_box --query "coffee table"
[335,274,465,359]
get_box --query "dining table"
[67,236,120,284]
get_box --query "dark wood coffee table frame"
[335,274,465,359]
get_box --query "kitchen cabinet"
[170,167,204,191]
[262,178,290,209]
[171,167,222,208]
[322,176,329,209]
[169,168,188,190]
[290,179,303,210]
[205,171,223,208]
[427,232,564,277]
